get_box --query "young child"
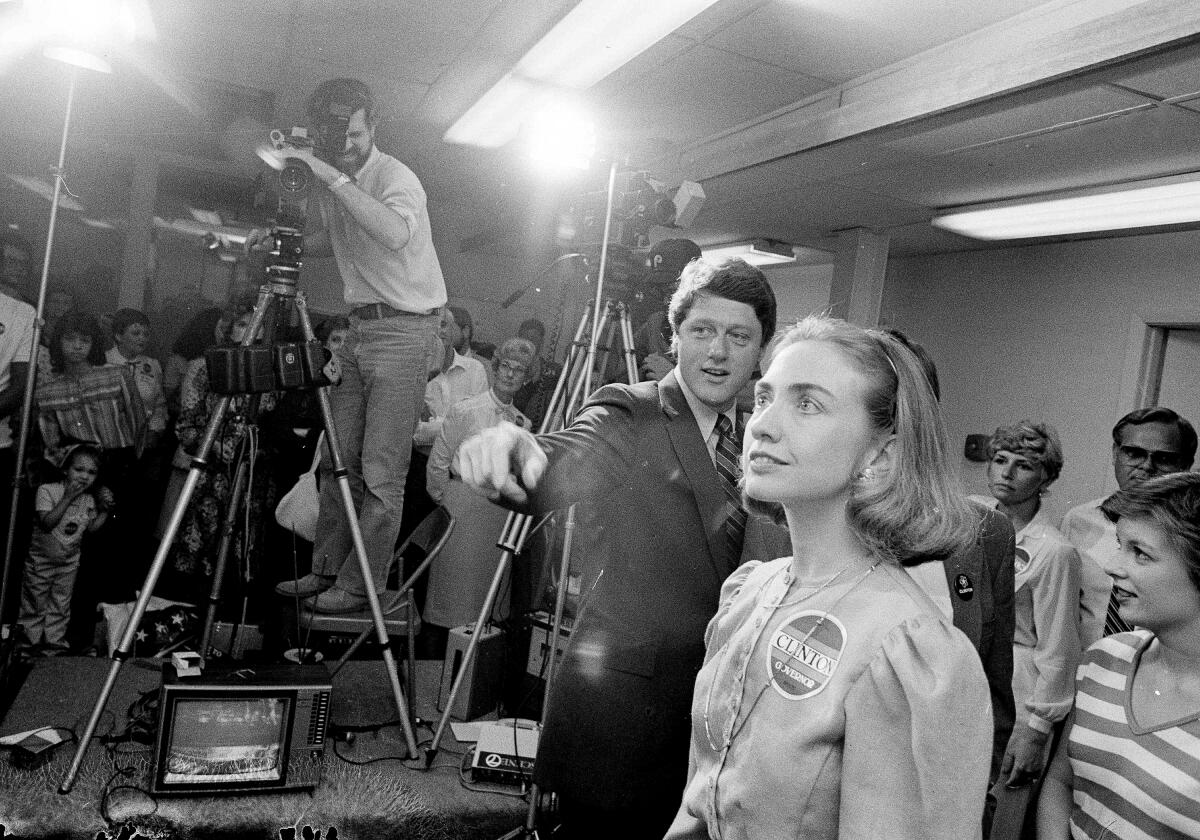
[106,307,168,452]
[18,445,113,657]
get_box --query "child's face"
[61,331,92,366]
[116,322,150,358]
[66,455,99,489]
[326,328,349,353]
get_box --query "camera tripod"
[425,296,638,840]
[60,227,420,792]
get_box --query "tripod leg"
[198,451,251,659]
[294,297,419,758]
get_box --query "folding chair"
[300,505,455,720]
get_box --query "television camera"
[557,171,705,301]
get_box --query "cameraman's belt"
[351,303,439,320]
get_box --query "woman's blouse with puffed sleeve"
[666,557,993,840]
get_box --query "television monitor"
[150,662,332,796]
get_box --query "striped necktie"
[1103,586,1133,636]
[713,413,748,567]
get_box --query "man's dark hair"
[307,78,375,125]
[1112,406,1198,466]
[48,311,106,371]
[110,307,149,337]
[668,257,776,347]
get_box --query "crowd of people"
[3,74,1198,840]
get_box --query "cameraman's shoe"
[275,574,335,598]
[308,587,370,614]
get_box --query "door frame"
[1118,309,1200,413]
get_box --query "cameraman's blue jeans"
[311,311,438,596]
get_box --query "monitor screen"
[162,697,289,785]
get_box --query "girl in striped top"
[1037,471,1200,840]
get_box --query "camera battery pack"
[205,347,241,394]
[274,343,307,389]
[206,347,277,394]
[243,347,276,392]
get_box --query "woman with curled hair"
[1038,471,1200,840]
[667,315,991,840]
[974,421,1081,790]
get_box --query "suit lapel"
[659,371,733,580]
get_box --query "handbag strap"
[309,432,325,474]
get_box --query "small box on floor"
[438,624,505,721]
[470,718,538,785]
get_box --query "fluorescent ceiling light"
[933,172,1200,240]
[446,0,721,149]
[703,240,805,267]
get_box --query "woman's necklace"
[702,560,881,752]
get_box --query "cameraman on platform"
[271,77,447,614]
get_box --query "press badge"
[767,610,847,700]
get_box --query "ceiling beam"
[659,0,1200,183]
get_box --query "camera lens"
[280,160,309,193]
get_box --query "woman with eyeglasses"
[666,315,991,840]
[1038,471,1200,840]
[422,337,536,638]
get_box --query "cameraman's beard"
[335,146,370,175]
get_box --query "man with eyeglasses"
[1061,406,1197,647]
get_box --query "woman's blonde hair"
[745,315,978,563]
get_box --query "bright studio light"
[24,0,148,48]
[524,101,596,173]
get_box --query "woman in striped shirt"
[1038,471,1200,840]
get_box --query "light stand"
[0,59,102,641]
[421,159,632,840]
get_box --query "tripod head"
[262,225,304,298]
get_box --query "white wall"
[764,262,834,328]
[883,229,1200,521]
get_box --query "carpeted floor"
[0,656,529,840]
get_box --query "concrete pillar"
[829,228,890,327]
[118,156,159,310]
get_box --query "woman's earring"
[856,467,875,482]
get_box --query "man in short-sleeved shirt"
[271,78,447,613]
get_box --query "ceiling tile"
[597,43,827,149]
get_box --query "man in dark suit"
[455,256,776,840]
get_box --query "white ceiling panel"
[600,43,827,148]
[703,0,1050,84]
